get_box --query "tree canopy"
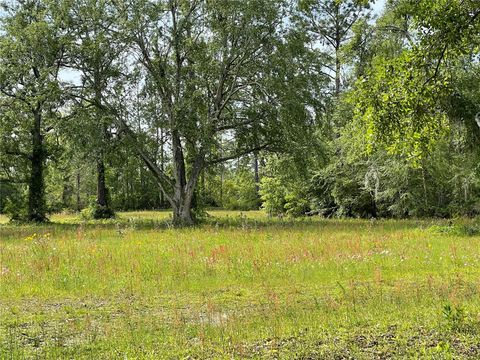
[1,0,479,223]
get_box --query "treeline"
[0,0,479,223]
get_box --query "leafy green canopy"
[0,0,69,220]
[352,0,480,161]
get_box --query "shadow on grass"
[0,211,433,235]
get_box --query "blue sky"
[0,1,387,23]
[3,0,387,85]
[372,0,386,15]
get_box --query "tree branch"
[207,144,269,165]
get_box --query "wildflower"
[24,234,37,242]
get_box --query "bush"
[221,170,260,211]
[1,183,27,221]
[284,191,310,217]
[80,204,115,220]
[260,177,286,216]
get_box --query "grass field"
[1,211,480,359]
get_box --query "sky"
[372,0,387,15]
[0,1,387,21]
[3,0,388,85]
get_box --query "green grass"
[1,211,480,359]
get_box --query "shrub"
[80,204,115,220]
[221,170,260,211]
[260,177,286,216]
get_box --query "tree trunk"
[220,165,224,207]
[62,174,72,209]
[171,170,197,226]
[335,54,341,96]
[156,126,165,208]
[254,152,260,197]
[94,153,114,219]
[28,108,47,222]
[96,158,108,208]
[170,131,206,226]
[421,166,428,212]
[93,147,115,219]
[200,170,205,206]
[172,199,195,226]
[334,5,341,96]
[93,70,113,218]
[171,177,197,226]
[76,171,81,211]
[171,130,189,225]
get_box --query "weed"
[443,303,466,331]
[1,211,480,358]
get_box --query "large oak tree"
[112,0,321,224]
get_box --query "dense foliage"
[1,0,479,222]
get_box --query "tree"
[57,0,130,218]
[0,0,68,221]
[110,0,319,225]
[298,0,371,96]
[352,0,480,157]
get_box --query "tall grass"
[1,211,480,358]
